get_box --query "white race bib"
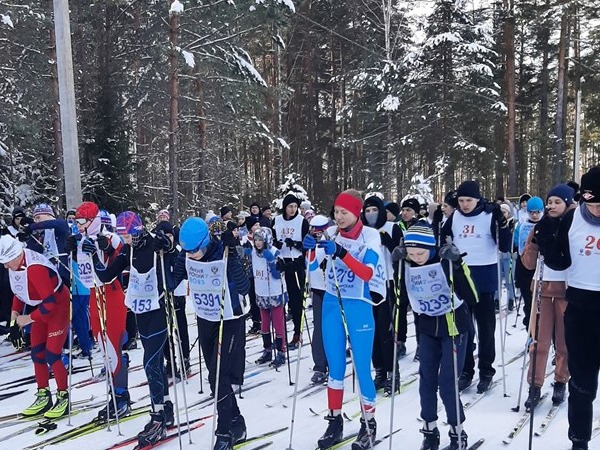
[405,262,461,317]
[186,257,233,322]
[124,252,161,314]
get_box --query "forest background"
[0,0,598,222]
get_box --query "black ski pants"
[137,307,169,407]
[462,292,496,379]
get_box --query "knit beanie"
[220,206,232,217]
[404,223,436,249]
[334,192,362,219]
[33,203,55,218]
[401,198,421,214]
[580,167,600,203]
[526,196,544,212]
[282,194,300,210]
[384,201,400,217]
[444,191,458,209]
[456,181,481,199]
[519,193,532,204]
[546,184,574,206]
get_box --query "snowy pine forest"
[0,0,599,220]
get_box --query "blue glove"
[262,249,275,262]
[243,247,252,256]
[302,234,317,250]
[318,240,347,259]
[81,238,96,255]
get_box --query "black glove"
[273,240,283,250]
[221,230,238,249]
[439,236,462,261]
[391,238,407,261]
[284,238,295,249]
[380,231,394,249]
[275,259,286,272]
[532,216,559,252]
[485,202,507,229]
[65,235,80,253]
[155,220,174,235]
[9,320,24,350]
[96,235,111,252]
[81,238,97,255]
[153,231,171,252]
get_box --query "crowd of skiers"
[1,166,600,450]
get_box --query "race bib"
[405,263,460,317]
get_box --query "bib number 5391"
[193,292,220,308]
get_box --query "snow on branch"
[278,0,295,13]
[169,0,184,14]
[1,13,14,28]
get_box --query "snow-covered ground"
[0,293,596,450]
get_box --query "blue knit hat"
[526,196,544,212]
[404,223,436,249]
[547,184,574,206]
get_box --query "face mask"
[365,211,379,227]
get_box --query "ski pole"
[449,261,464,450]
[388,260,402,450]
[497,224,508,398]
[286,248,312,450]
[329,255,374,450]
[159,251,184,449]
[210,246,229,450]
[511,335,530,413]
[512,294,523,328]
[528,254,545,450]
[67,255,74,427]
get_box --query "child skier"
[250,226,288,368]
[397,223,478,450]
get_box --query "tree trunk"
[169,4,180,221]
[553,5,570,184]
[503,0,516,196]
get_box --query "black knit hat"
[282,194,300,209]
[580,167,600,203]
[401,198,420,214]
[385,201,400,217]
[444,190,458,209]
[456,180,481,199]
[220,206,232,217]
[519,193,532,204]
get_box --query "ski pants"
[283,258,306,335]
[565,302,600,446]
[248,277,261,326]
[89,282,128,391]
[259,305,286,351]
[138,307,169,407]
[31,300,70,391]
[71,294,92,355]
[198,316,245,434]
[322,293,375,412]
[462,292,496,379]
[310,289,328,373]
[372,283,396,373]
[419,332,467,426]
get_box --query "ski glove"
[17,224,32,242]
[318,240,347,259]
[153,231,171,252]
[9,320,24,350]
[243,247,252,256]
[275,259,286,272]
[302,234,317,250]
[485,202,507,229]
[439,236,462,261]
[284,238,296,249]
[391,238,407,261]
[262,249,275,262]
[65,235,80,253]
[96,235,113,253]
[81,238,96,256]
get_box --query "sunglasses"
[76,218,90,225]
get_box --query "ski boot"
[21,388,52,417]
[288,333,301,350]
[552,382,566,405]
[44,390,69,419]
[97,390,131,422]
[448,427,468,450]
[419,426,440,450]
[255,348,272,365]
[164,400,174,427]
[524,385,542,410]
[311,371,328,385]
[231,414,247,444]
[213,432,233,450]
[317,413,343,449]
[458,374,472,392]
[373,368,387,391]
[476,375,493,393]
[137,410,166,447]
[351,417,377,449]
[383,372,400,396]
[271,351,286,369]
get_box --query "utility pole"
[53,0,82,209]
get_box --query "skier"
[302,189,386,450]
[521,184,573,410]
[537,168,600,450]
[174,217,250,450]
[514,196,544,327]
[91,211,176,446]
[65,201,130,421]
[360,194,402,389]
[305,214,330,385]
[497,202,517,312]
[0,235,71,419]
[396,223,477,450]
[250,226,288,368]
[272,194,309,349]
[440,180,511,393]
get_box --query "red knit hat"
[334,192,362,219]
[76,201,99,220]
